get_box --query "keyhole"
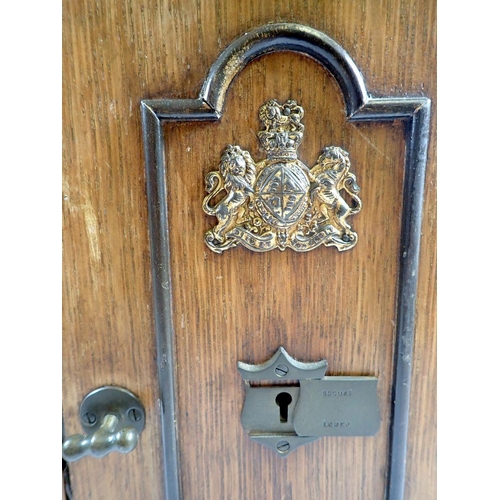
[275,392,292,423]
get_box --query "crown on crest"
[258,99,305,159]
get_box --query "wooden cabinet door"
[62,1,436,499]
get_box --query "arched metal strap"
[200,22,368,117]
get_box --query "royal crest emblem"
[203,99,362,253]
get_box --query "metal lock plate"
[294,378,380,437]
[238,347,380,456]
[241,386,300,434]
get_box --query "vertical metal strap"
[142,103,182,500]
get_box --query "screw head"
[81,412,97,426]
[128,408,142,422]
[276,440,291,453]
[275,364,289,377]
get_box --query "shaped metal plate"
[293,378,380,437]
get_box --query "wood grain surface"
[62,1,436,499]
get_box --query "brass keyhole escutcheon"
[238,347,381,456]
[275,392,293,423]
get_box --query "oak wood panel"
[167,53,405,499]
[62,0,165,497]
[62,1,436,499]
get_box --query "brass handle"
[62,413,138,461]
[62,386,145,462]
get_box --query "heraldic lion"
[310,146,362,237]
[203,144,256,243]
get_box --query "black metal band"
[141,22,431,500]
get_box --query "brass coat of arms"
[203,99,362,253]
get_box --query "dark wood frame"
[141,22,431,500]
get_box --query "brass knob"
[62,386,145,462]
